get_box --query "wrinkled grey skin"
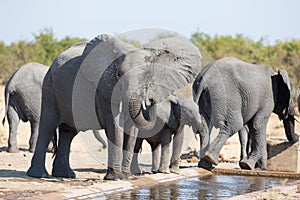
[27,34,201,180]
[193,57,298,170]
[2,62,55,153]
[130,95,201,175]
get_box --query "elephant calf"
[2,62,54,153]
[130,95,201,174]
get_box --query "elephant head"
[128,38,202,130]
[152,94,202,133]
[273,69,298,142]
[79,35,202,131]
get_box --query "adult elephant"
[131,95,201,175]
[2,62,56,153]
[2,62,107,152]
[27,34,202,180]
[193,57,298,170]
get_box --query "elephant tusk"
[142,100,146,111]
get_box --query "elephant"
[2,62,56,153]
[130,95,201,175]
[2,62,107,153]
[193,57,298,170]
[26,34,202,180]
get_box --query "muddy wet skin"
[104,175,296,200]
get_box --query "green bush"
[0,28,86,83]
[191,32,300,87]
[0,30,299,87]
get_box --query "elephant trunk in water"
[128,93,157,130]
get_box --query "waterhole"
[96,175,295,200]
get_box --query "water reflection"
[99,175,294,200]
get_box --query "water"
[96,175,294,200]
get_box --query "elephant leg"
[52,124,78,178]
[28,120,38,153]
[198,119,213,170]
[6,106,20,153]
[27,105,59,178]
[204,129,232,166]
[122,123,138,178]
[159,128,172,174]
[239,116,268,170]
[130,138,143,175]
[169,128,184,174]
[104,121,124,180]
[150,142,161,173]
[238,126,249,161]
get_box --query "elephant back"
[51,42,87,70]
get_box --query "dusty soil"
[0,84,300,199]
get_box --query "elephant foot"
[198,159,213,170]
[130,166,143,175]
[123,171,135,180]
[169,160,180,174]
[52,166,76,178]
[254,160,267,170]
[255,166,267,170]
[151,169,159,174]
[204,152,219,165]
[158,166,170,174]
[104,167,124,181]
[239,159,255,170]
[27,166,50,178]
[7,146,19,153]
[169,165,180,174]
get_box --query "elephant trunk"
[283,115,299,142]
[128,93,157,130]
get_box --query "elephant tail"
[92,130,107,149]
[51,131,58,158]
[192,74,211,132]
[2,87,10,126]
[192,75,208,104]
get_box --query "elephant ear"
[78,34,138,103]
[143,37,202,102]
[277,69,294,119]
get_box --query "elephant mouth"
[129,93,157,130]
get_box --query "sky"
[1,0,300,45]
